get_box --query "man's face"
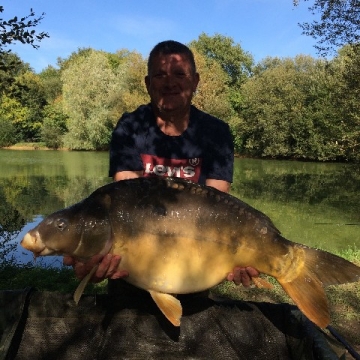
[145,53,199,115]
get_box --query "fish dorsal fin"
[149,290,182,327]
[252,277,273,289]
[73,264,99,305]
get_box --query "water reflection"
[0,150,111,266]
[232,158,360,250]
[0,150,359,267]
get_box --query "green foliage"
[0,6,49,53]
[191,49,233,121]
[189,38,248,148]
[190,33,254,112]
[0,5,49,141]
[12,71,47,141]
[0,52,48,142]
[0,32,46,142]
[57,47,94,72]
[110,50,149,117]
[0,92,25,146]
[0,52,32,101]
[294,0,360,56]
[0,93,30,123]
[38,65,62,103]
[0,116,18,147]
[190,33,253,88]
[329,44,360,161]
[239,55,346,160]
[62,49,124,150]
[41,102,68,149]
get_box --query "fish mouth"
[21,231,55,256]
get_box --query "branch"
[0,7,49,52]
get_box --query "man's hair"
[147,40,197,75]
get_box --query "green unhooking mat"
[0,288,348,359]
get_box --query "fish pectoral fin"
[73,264,99,305]
[149,290,182,327]
[252,276,273,289]
[279,273,329,329]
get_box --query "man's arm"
[113,170,143,181]
[205,179,231,193]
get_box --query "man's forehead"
[152,53,191,68]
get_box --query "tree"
[39,65,62,103]
[41,101,68,149]
[294,1,360,160]
[110,49,149,117]
[0,6,49,144]
[239,55,342,160]
[190,33,253,88]
[61,49,124,150]
[191,49,233,121]
[14,71,47,140]
[0,6,49,53]
[57,47,93,72]
[189,33,253,112]
[0,52,47,142]
[329,44,360,160]
[294,0,360,56]
[0,94,26,146]
[0,114,18,147]
[0,51,31,94]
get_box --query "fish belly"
[112,234,239,294]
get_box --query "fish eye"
[55,218,68,231]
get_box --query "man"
[64,40,258,287]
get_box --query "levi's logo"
[141,154,201,182]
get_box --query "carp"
[21,177,360,328]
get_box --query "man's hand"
[63,254,128,283]
[227,266,260,287]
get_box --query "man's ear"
[145,75,150,91]
[193,72,200,92]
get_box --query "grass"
[0,263,108,294]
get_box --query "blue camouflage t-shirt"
[109,104,234,185]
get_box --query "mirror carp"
[21,177,360,328]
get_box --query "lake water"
[0,149,359,267]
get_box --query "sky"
[2,0,322,73]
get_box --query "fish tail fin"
[149,290,182,327]
[280,270,330,328]
[278,246,360,328]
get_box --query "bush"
[0,117,19,147]
[40,104,68,149]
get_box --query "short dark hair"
[147,40,197,75]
